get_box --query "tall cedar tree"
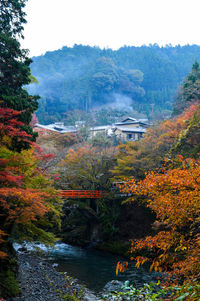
[0,0,39,150]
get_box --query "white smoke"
[107,93,133,111]
[94,93,133,111]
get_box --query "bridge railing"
[60,190,105,199]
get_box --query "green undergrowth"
[0,270,20,298]
[101,280,200,301]
[0,245,20,299]
[0,267,20,299]
[61,294,82,301]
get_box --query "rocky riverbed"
[9,249,99,301]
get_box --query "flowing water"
[14,242,158,294]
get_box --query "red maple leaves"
[0,108,61,258]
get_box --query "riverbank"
[8,249,98,301]
[5,242,160,301]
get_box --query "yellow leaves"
[0,129,63,250]
[135,261,140,269]
[0,187,49,223]
[196,235,200,246]
[123,156,200,229]
[150,261,158,272]
[113,106,200,282]
[116,261,128,275]
[122,155,200,280]
[135,256,148,269]
[181,246,187,251]
[175,246,186,252]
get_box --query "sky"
[21,0,200,57]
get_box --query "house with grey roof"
[113,126,146,141]
[34,116,149,142]
[113,117,149,141]
[34,122,77,134]
[115,117,149,128]
[90,125,113,137]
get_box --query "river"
[14,242,158,295]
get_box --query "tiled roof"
[35,123,77,133]
[90,125,111,131]
[114,126,146,133]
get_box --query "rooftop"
[114,126,146,133]
[90,125,111,131]
[35,123,77,133]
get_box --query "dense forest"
[28,44,200,124]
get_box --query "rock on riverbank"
[8,250,87,301]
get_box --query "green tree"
[56,145,117,244]
[173,61,200,115]
[171,106,200,158]
[0,0,39,146]
[57,144,116,190]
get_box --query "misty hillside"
[28,44,200,124]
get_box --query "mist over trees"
[27,44,200,123]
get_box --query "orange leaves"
[134,256,148,269]
[63,144,109,164]
[113,105,200,282]
[123,158,200,228]
[122,156,200,281]
[0,251,7,259]
[57,143,116,191]
[116,261,128,275]
[0,144,61,257]
[149,260,163,273]
[147,104,200,153]
[0,108,63,262]
[0,230,8,259]
[0,187,48,224]
[112,104,200,182]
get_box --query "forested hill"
[28,44,200,124]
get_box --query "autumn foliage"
[112,103,200,180]
[121,155,200,282]
[0,108,31,147]
[112,103,200,287]
[0,108,62,259]
[57,144,116,190]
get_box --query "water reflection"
[48,243,158,292]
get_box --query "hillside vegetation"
[1,0,200,298]
[28,44,200,123]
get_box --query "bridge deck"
[60,190,105,199]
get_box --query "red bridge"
[60,190,106,199]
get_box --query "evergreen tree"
[0,0,39,146]
[183,61,200,101]
[173,61,200,115]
